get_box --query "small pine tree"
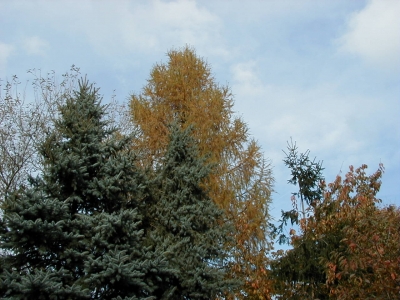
[146,123,238,299]
[271,141,328,299]
[0,78,169,299]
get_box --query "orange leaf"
[349,242,357,251]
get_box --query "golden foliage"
[129,46,274,298]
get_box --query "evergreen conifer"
[0,79,168,299]
[146,123,238,299]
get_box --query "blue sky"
[1,0,399,220]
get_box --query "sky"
[1,0,399,222]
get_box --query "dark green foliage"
[146,123,238,299]
[271,237,333,299]
[0,78,237,299]
[283,140,324,209]
[271,141,335,299]
[274,139,324,244]
[0,79,169,299]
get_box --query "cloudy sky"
[1,0,399,219]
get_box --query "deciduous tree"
[0,67,80,203]
[318,164,400,299]
[0,67,127,205]
[130,46,274,298]
[272,153,399,299]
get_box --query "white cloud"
[230,58,399,211]
[230,60,395,168]
[337,0,400,71]
[44,0,228,66]
[121,0,227,56]
[231,61,260,84]
[0,42,14,76]
[23,36,49,56]
[0,0,228,69]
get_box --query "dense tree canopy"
[319,164,400,299]
[0,48,399,299]
[272,153,400,299]
[0,77,237,299]
[0,79,169,298]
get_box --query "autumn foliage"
[129,46,274,298]
[273,162,400,299]
[1,48,399,299]
[317,164,400,299]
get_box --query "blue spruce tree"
[145,123,238,299]
[0,78,169,299]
